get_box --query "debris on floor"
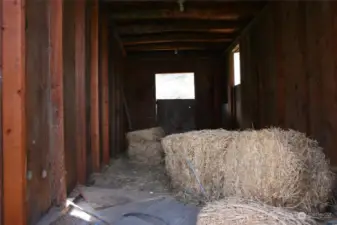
[88,158,170,195]
[37,157,200,225]
[78,185,167,210]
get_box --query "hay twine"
[197,198,317,225]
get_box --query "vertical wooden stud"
[91,0,100,172]
[75,0,87,184]
[0,0,3,222]
[2,0,27,224]
[101,13,110,165]
[49,0,66,205]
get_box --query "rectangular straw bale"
[162,128,335,213]
[126,127,165,165]
[162,129,239,199]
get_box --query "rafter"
[116,20,246,35]
[122,32,235,46]
[125,41,229,52]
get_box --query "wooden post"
[0,0,3,222]
[2,0,27,224]
[101,13,110,165]
[75,0,87,184]
[91,0,100,172]
[49,0,66,205]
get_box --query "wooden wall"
[109,29,126,156]
[1,0,123,223]
[63,0,77,193]
[25,0,52,223]
[228,1,337,165]
[124,56,226,131]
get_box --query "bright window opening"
[233,51,241,86]
[155,73,195,100]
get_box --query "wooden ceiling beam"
[102,1,265,11]
[106,3,264,20]
[127,50,224,59]
[116,20,245,35]
[125,41,229,52]
[122,32,235,46]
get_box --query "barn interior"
[1,0,337,225]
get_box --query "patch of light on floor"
[66,199,92,222]
[69,208,92,222]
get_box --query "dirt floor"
[37,156,201,225]
[37,156,336,225]
[88,157,171,195]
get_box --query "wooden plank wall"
[90,0,100,172]
[1,0,126,223]
[48,0,67,207]
[85,0,93,178]
[100,13,110,164]
[228,1,337,165]
[63,0,77,193]
[109,29,126,156]
[25,0,59,223]
[75,0,87,184]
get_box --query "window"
[233,48,241,86]
[155,72,195,100]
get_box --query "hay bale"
[162,129,239,200]
[128,141,164,165]
[197,198,317,225]
[126,127,165,165]
[126,127,165,142]
[162,128,334,212]
[223,128,334,212]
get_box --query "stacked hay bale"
[162,129,239,200]
[126,127,165,165]
[197,198,317,225]
[161,128,334,213]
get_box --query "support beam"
[107,3,264,20]
[127,50,223,59]
[100,13,110,165]
[0,0,3,222]
[75,0,87,184]
[116,20,245,35]
[104,1,265,18]
[91,0,100,172]
[125,42,230,52]
[2,0,27,224]
[49,0,66,205]
[122,32,234,46]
